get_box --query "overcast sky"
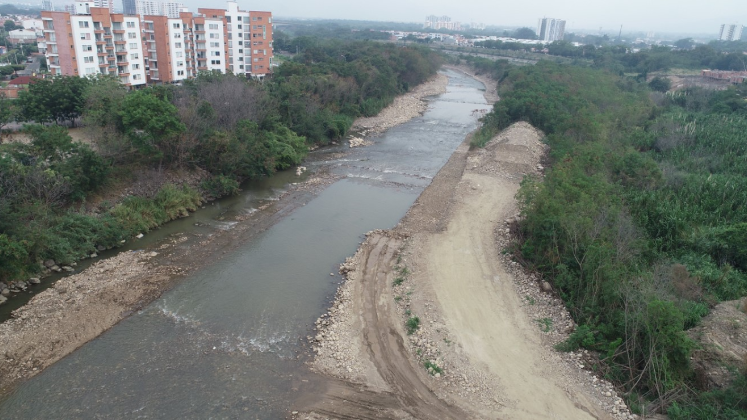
[181,0,746,36]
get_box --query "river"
[0,69,489,419]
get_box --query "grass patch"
[424,360,443,375]
[536,317,553,333]
[406,316,420,335]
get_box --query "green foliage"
[119,89,185,157]
[406,316,420,335]
[472,61,747,408]
[200,175,240,199]
[424,360,444,375]
[17,76,90,125]
[649,76,672,92]
[668,373,747,420]
[110,184,201,235]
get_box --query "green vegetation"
[406,316,420,335]
[474,39,747,74]
[424,360,444,375]
[472,59,747,416]
[536,317,553,333]
[0,38,441,286]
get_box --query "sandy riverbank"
[304,121,637,418]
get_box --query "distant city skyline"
[172,0,744,36]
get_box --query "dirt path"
[305,122,619,419]
[426,172,601,419]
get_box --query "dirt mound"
[469,122,547,179]
[688,299,747,389]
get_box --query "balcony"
[113,29,125,34]
[114,40,127,45]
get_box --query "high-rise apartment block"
[41,0,273,87]
[42,1,147,86]
[537,17,566,42]
[424,15,461,31]
[719,24,743,41]
[198,1,272,78]
[42,0,54,11]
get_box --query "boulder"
[96,245,106,252]
[43,259,56,268]
[29,277,41,284]
[62,266,74,272]
[541,281,553,293]
[1,288,9,297]
[0,295,7,305]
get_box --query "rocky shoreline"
[351,73,448,139]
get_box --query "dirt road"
[305,123,617,419]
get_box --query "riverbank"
[351,73,448,138]
[0,71,454,395]
[305,119,637,418]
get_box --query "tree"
[649,76,672,92]
[16,76,90,125]
[3,20,20,32]
[674,38,694,50]
[119,90,185,160]
[513,27,537,40]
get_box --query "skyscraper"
[719,24,744,41]
[41,0,54,11]
[537,17,566,42]
[122,0,136,15]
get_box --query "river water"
[0,69,489,419]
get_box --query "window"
[211,59,220,65]
[130,53,139,60]
[208,23,218,30]
[126,22,135,28]
[225,16,231,22]
[79,21,89,28]
[132,74,141,80]
[80,33,91,40]
[174,33,181,38]
[210,42,220,48]
[176,61,184,66]
[238,40,242,46]
[128,32,137,39]
[85,67,97,74]
[175,51,183,58]
[238,49,242,53]
[211,51,220,56]
[84,56,94,63]
[209,33,219,39]
[237,25,242,29]
[173,23,180,29]
[132,63,140,70]
[175,42,182,48]
[83,45,92,51]
[238,57,243,61]
[129,42,138,49]
[177,70,184,76]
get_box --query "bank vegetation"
[467,55,747,418]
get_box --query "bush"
[201,175,240,198]
[406,316,420,335]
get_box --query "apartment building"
[719,24,744,41]
[198,1,272,78]
[141,12,226,83]
[537,17,566,42]
[42,0,271,86]
[42,1,147,86]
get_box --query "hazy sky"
[181,0,746,35]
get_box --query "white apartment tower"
[719,24,744,41]
[538,17,566,42]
